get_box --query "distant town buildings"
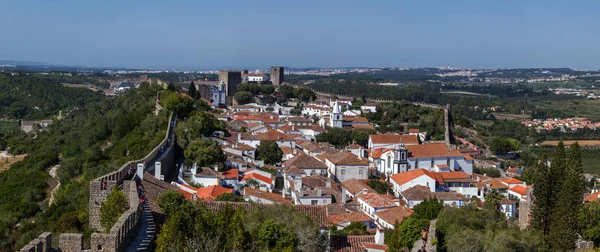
[522,117,600,132]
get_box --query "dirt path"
[48,164,61,206]
[0,151,27,173]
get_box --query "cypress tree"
[188,81,198,99]
[531,154,552,237]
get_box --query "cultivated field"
[541,140,600,147]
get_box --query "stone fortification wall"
[89,113,173,229]
[90,180,141,252]
[19,232,51,252]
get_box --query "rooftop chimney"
[341,187,347,204]
[317,188,322,197]
[326,180,331,188]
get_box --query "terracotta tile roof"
[357,192,397,208]
[506,167,520,174]
[487,178,509,189]
[361,242,389,251]
[326,203,351,216]
[244,187,292,204]
[241,173,273,184]
[434,171,472,184]
[296,139,322,152]
[509,185,528,195]
[431,191,467,201]
[222,169,239,179]
[302,175,337,189]
[350,124,374,129]
[341,178,374,195]
[329,212,372,225]
[346,144,362,149]
[472,173,491,182]
[500,198,515,205]
[584,191,600,202]
[197,185,233,201]
[283,152,328,169]
[343,116,369,123]
[287,116,313,123]
[195,167,220,177]
[501,178,524,184]
[462,153,474,160]
[326,151,369,165]
[406,143,463,158]
[390,169,435,186]
[255,129,295,141]
[141,172,178,213]
[294,205,328,227]
[436,164,449,169]
[374,206,414,225]
[401,185,432,200]
[330,235,375,252]
[369,133,418,145]
[408,128,420,133]
[283,166,305,175]
[369,148,393,159]
[280,146,293,155]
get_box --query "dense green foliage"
[0,82,168,250]
[436,205,542,252]
[530,141,584,251]
[278,85,317,103]
[234,91,253,104]
[473,167,501,178]
[330,222,368,235]
[214,193,245,202]
[386,198,442,251]
[256,140,283,165]
[0,73,103,120]
[316,128,375,148]
[99,187,128,232]
[365,101,445,139]
[183,138,226,168]
[489,137,521,155]
[579,200,600,246]
[174,110,228,149]
[366,179,392,194]
[156,191,326,252]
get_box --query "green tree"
[260,84,275,95]
[367,179,391,194]
[215,193,245,202]
[413,197,443,221]
[386,217,429,251]
[316,127,352,148]
[184,138,226,168]
[245,178,261,189]
[257,219,297,251]
[341,222,368,235]
[188,81,198,99]
[99,187,129,232]
[256,140,283,165]
[234,91,253,104]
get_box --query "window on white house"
[311,200,318,205]
[431,159,434,168]
[387,155,391,169]
[341,169,345,175]
[359,169,363,175]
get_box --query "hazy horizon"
[2,1,599,70]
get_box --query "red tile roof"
[330,235,375,252]
[390,169,435,186]
[256,129,295,141]
[197,185,233,201]
[369,133,418,145]
[329,212,372,225]
[244,187,292,204]
[357,192,397,208]
[325,151,369,165]
[361,242,389,251]
[341,178,374,195]
[374,206,414,225]
[283,152,328,169]
[509,185,528,195]
[222,169,239,179]
[506,167,520,174]
[584,191,600,202]
[406,143,463,158]
[242,173,273,184]
[408,128,420,133]
[501,178,524,184]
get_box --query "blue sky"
[1,1,599,70]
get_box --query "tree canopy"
[100,187,129,233]
[256,140,283,165]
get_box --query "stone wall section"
[89,113,174,229]
[19,232,51,252]
[59,233,83,252]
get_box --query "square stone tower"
[270,66,284,86]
